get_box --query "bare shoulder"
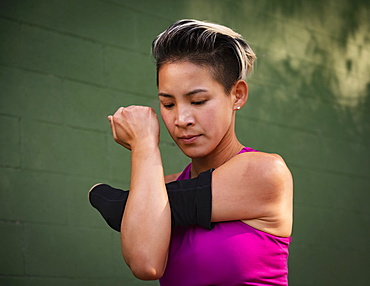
[213,151,293,237]
[228,151,292,181]
[216,151,293,201]
[234,150,286,164]
[164,172,182,183]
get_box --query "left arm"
[90,150,292,238]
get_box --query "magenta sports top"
[159,147,291,286]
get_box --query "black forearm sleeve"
[89,169,214,232]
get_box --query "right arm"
[110,106,171,280]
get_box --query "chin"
[178,144,211,159]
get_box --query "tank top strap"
[238,146,259,154]
[176,163,192,181]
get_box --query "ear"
[231,80,248,111]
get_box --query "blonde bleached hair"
[152,19,256,93]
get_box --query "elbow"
[121,237,169,280]
[128,261,165,280]
[131,266,164,280]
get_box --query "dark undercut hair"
[152,19,256,93]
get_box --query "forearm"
[121,144,171,279]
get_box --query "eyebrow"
[158,88,208,98]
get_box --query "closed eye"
[192,100,207,106]
[162,103,174,108]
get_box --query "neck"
[190,136,244,178]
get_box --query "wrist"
[131,139,159,154]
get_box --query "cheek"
[160,111,174,133]
[203,102,233,130]
[199,109,215,130]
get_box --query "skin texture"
[108,61,293,280]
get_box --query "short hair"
[152,19,256,93]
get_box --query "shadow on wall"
[264,0,369,108]
[186,0,370,110]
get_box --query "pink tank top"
[159,147,291,286]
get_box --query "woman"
[90,19,293,285]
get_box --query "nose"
[175,106,195,128]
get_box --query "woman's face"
[158,61,237,158]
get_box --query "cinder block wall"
[1,1,369,285]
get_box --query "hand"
[108,106,160,150]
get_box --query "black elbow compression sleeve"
[88,169,214,232]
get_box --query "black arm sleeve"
[89,169,214,232]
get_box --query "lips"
[178,135,200,144]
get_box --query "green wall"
[1,1,369,285]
